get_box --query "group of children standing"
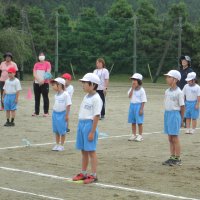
[127,57,200,167]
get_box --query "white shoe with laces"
[52,145,59,151]
[57,145,64,151]
[128,134,138,141]
[135,135,143,142]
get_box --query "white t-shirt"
[93,68,109,90]
[182,84,200,101]
[65,85,74,99]
[3,78,22,94]
[79,93,103,120]
[164,87,184,111]
[53,91,72,112]
[128,87,147,103]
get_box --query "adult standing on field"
[93,58,109,119]
[32,52,51,117]
[0,52,18,111]
[178,55,193,90]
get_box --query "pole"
[133,15,137,73]
[20,8,25,80]
[55,11,59,77]
[178,16,182,68]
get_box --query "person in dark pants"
[93,58,109,119]
[32,52,51,117]
[178,55,193,90]
[178,55,193,127]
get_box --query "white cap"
[130,73,143,80]
[79,73,100,85]
[52,77,65,86]
[185,72,196,81]
[164,70,181,81]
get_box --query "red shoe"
[83,175,97,184]
[72,173,87,181]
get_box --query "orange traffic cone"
[26,87,32,100]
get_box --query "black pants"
[33,82,49,115]
[97,90,105,117]
[0,81,5,108]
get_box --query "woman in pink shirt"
[0,52,18,111]
[32,52,51,117]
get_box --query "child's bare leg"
[132,124,137,136]
[173,136,181,157]
[11,110,16,119]
[55,134,60,144]
[81,150,89,171]
[6,111,10,119]
[89,151,97,175]
[60,135,66,145]
[186,118,191,128]
[138,124,143,135]
[168,135,175,156]
[192,119,197,129]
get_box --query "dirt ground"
[0,80,200,200]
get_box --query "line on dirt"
[0,186,64,200]
[0,166,199,200]
[0,127,199,151]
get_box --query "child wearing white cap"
[51,77,72,151]
[73,73,102,184]
[163,70,185,166]
[182,72,200,134]
[128,73,147,142]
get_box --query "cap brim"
[185,78,192,81]
[79,78,89,82]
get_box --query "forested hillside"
[0,0,200,77]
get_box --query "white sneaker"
[128,134,138,141]
[190,129,195,134]
[52,145,59,151]
[57,145,64,151]
[185,129,190,134]
[135,135,143,142]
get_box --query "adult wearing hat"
[0,52,18,111]
[32,52,52,117]
[178,55,193,90]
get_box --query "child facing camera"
[128,73,147,142]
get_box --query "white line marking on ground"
[0,186,64,200]
[0,166,199,200]
[0,131,161,151]
[0,127,199,151]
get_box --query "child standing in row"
[62,73,74,132]
[163,70,185,166]
[183,72,200,134]
[51,78,72,151]
[3,67,21,126]
[73,73,102,184]
[128,73,147,142]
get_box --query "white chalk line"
[0,131,162,151]
[0,166,199,200]
[0,186,64,200]
[0,127,199,151]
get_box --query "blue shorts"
[185,100,199,120]
[52,111,67,135]
[76,120,98,151]
[4,94,17,111]
[164,111,181,135]
[128,103,144,124]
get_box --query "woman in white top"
[93,58,109,119]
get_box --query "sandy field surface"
[0,80,200,200]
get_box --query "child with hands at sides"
[72,73,102,184]
[128,73,147,142]
[182,72,200,134]
[163,70,185,166]
[51,78,72,151]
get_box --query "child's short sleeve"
[104,69,109,79]
[141,88,147,102]
[64,92,72,106]
[178,91,185,106]
[197,85,200,96]
[93,95,102,117]
[16,79,22,91]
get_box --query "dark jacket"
[178,67,193,90]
